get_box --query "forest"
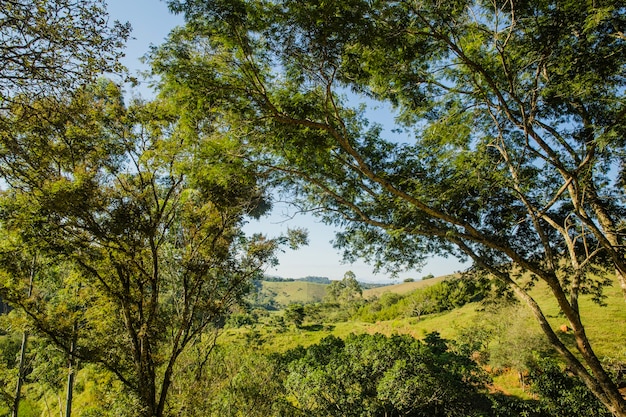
[0,0,625,416]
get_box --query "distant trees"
[324,271,362,304]
[284,304,305,328]
[355,277,490,322]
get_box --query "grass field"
[251,274,626,359]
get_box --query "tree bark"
[587,191,626,302]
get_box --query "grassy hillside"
[232,273,626,398]
[243,271,626,370]
[252,274,448,307]
[362,275,451,299]
[257,280,328,307]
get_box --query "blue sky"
[105,0,468,282]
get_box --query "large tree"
[154,0,626,415]
[0,81,300,416]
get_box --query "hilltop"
[362,274,452,299]
[252,274,448,308]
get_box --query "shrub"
[528,358,611,417]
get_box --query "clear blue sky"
[105,0,468,282]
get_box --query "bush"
[528,358,611,417]
[226,313,257,328]
[281,332,492,417]
[284,304,305,327]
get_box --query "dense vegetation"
[3,274,623,416]
[152,0,626,413]
[1,0,625,416]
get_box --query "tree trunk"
[513,280,626,416]
[137,345,159,417]
[12,331,29,417]
[12,257,35,417]
[65,321,78,417]
[588,192,626,302]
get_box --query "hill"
[248,271,626,362]
[252,274,452,307]
[255,280,328,307]
[234,272,626,399]
[362,274,452,299]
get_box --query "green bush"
[280,332,492,417]
[528,358,611,417]
[226,312,257,328]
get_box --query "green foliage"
[0,333,19,411]
[154,1,626,412]
[356,277,490,322]
[168,342,290,417]
[0,0,130,106]
[484,304,555,373]
[324,270,363,304]
[226,312,257,328]
[529,358,612,417]
[284,304,306,328]
[281,332,492,417]
[0,82,299,416]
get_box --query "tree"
[0,0,130,107]
[0,81,298,417]
[155,1,626,414]
[324,271,363,304]
[529,357,613,417]
[284,304,305,328]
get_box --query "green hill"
[256,280,328,307]
[241,272,626,376]
[362,275,452,299]
[219,270,626,405]
[253,275,449,308]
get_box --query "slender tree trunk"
[65,321,77,417]
[12,257,35,417]
[12,331,29,417]
[137,340,159,417]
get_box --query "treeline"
[261,276,332,284]
[246,275,496,325]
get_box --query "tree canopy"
[154,0,626,414]
[0,0,130,107]
[0,80,300,417]
[324,270,363,304]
